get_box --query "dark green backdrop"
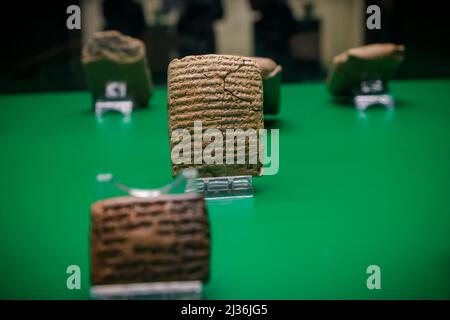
[0,80,449,299]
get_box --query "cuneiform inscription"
[90,195,210,285]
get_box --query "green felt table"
[0,80,449,299]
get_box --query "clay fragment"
[90,194,210,285]
[82,31,153,107]
[327,43,405,96]
[252,57,282,115]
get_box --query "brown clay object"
[327,43,405,96]
[167,54,264,178]
[252,57,282,115]
[82,30,153,107]
[90,193,210,285]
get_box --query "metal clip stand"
[186,175,254,200]
[95,81,134,120]
[353,77,394,111]
[92,169,204,300]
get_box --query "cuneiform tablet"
[90,193,210,285]
[252,57,282,115]
[82,30,153,107]
[327,43,405,96]
[168,54,264,177]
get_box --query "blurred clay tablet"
[327,43,405,96]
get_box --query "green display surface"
[0,80,449,299]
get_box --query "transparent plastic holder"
[91,281,202,300]
[95,81,134,119]
[353,78,394,111]
[186,175,254,200]
[97,170,254,201]
[92,169,204,300]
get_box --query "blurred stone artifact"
[82,31,153,108]
[327,43,405,96]
[90,193,210,285]
[252,57,282,115]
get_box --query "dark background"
[0,0,449,94]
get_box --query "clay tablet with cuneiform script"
[90,194,210,285]
[327,43,405,96]
[82,30,153,107]
[168,54,264,178]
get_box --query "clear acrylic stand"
[186,175,254,200]
[95,169,198,199]
[353,78,394,111]
[95,81,134,119]
[92,169,204,300]
[97,170,254,201]
[91,281,202,300]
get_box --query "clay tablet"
[168,54,264,177]
[252,57,282,115]
[90,193,210,285]
[327,43,405,95]
[82,31,153,107]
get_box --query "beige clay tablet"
[168,54,264,177]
